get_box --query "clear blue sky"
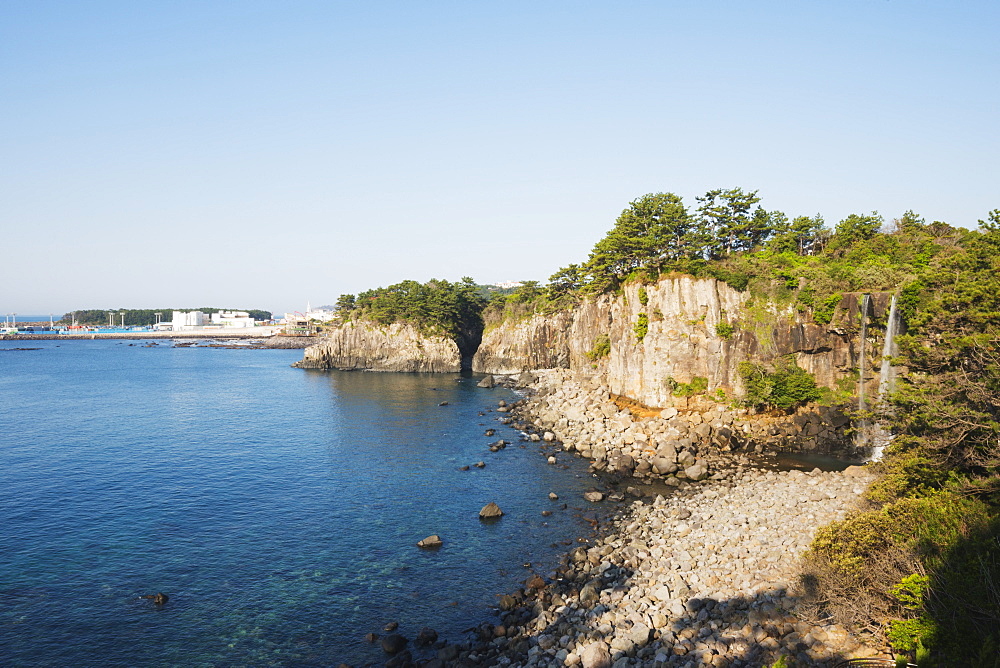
[3,1,997,316]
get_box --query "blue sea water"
[0,340,606,666]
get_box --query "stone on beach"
[580,641,611,668]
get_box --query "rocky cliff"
[475,276,895,410]
[294,320,461,372]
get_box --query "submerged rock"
[414,626,438,646]
[381,633,407,654]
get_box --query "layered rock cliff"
[294,320,461,372]
[474,276,895,409]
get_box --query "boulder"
[479,502,504,519]
[515,370,538,387]
[477,375,495,388]
[581,641,611,668]
[417,534,443,548]
[498,594,518,610]
[579,579,602,605]
[381,633,408,654]
[583,491,604,503]
[414,627,438,646]
[651,457,676,475]
[685,463,709,481]
[384,650,412,668]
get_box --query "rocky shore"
[366,371,887,667]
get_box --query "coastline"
[406,371,889,667]
[0,332,320,348]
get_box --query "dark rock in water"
[541,510,552,517]
[336,663,353,668]
[384,649,412,667]
[479,502,504,519]
[458,465,470,471]
[414,626,438,646]
[383,621,399,632]
[484,428,495,436]
[417,534,443,549]
[438,401,448,406]
[498,594,518,610]
[365,632,379,643]
[477,375,495,388]
[437,644,460,661]
[381,632,407,654]
[473,461,485,468]
[526,574,545,590]
[140,592,169,605]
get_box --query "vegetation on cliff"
[332,191,999,662]
[334,278,488,355]
[800,213,1000,665]
[480,187,1000,663]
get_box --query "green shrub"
[586,334,611,360]
[673,376,709,397]
[637,285,649,306]
[634,312,649,341]
[715,322,735,339]
[737,356,821,410]
[813,292,842,324]
[887,617,935,654]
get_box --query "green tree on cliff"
[584,192,695,291]
[695,187,775,257]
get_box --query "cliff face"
[295,320,461,372]
[474,276,893,408]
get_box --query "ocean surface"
[0,340,607,666]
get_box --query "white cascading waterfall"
[868,294,901,461]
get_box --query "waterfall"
[869,294,901,461]
[855,294,871,451]
[877,294,900,400]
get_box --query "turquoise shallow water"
[0,340,603,666]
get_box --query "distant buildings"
[494,281,524,289]
[171,311,207,330]
[169,310,260,331]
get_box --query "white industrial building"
[211,310,256,328]
[171,310,207,330]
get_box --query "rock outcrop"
[475,276,896,410]
[294,320,461,372]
